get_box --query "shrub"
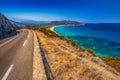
[87,48,95,56]
[28,25,86,52]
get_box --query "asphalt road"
[0,29,33,80]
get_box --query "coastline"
[49,25,71,35]
[50,24,85,36]
[27,25,120,78]
[50,25,120,58]
[35,28,120,79]
[49,25,62,35]
[49,25,120,73]
[50,26,56,32]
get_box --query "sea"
[54,23,120,57]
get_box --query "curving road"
[0,29,33,80]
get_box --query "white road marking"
[0,36,17,48]
[2,64,14,80]
[23,40,27,46]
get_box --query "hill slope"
[35,29,120,80]
[0,13,16,36]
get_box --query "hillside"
[32,27,120,80]
[0,13,16,37]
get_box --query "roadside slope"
[35,30,120,80]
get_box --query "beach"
[49,25,62,35]
[50,25,72,34]
[51,24,120,57]
[50,26,55,32]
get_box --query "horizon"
[0,0,120,23]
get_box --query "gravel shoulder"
[32,31,47,80]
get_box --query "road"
[0,29,33,80]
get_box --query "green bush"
[87,48,95,56]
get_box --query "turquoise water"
[54,24,120,57]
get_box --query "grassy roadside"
[26,25,120,73]
[26,26,86,52]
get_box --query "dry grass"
[100,57,120,72]
[35,30,120,80]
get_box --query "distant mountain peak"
[9,17,50,25]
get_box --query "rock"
[0,13,16,36]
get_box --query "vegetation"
[26,25,85,52]
[87,48,95,56]
[26,25,120,73]
[100,56,120,72]
[26,25,58,37]
[35,30,120,80]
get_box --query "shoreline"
[50,25,71,35]
[49,25,120,58]
[28,26,120,73]
[50,26,58,35]
[50,26,56,32]
[36,28,120,78]
[49,25,63,35]
[49,25,120,73]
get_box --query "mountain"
[48,20,84,26]
[10,20,25,26]
[9,17,50,25]
[0,13,16,37]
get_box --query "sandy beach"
[50,25,70,34]
[50,26,58,35]
[50,25,63,35]
[50,26,56,32]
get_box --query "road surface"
[0,29,33,80]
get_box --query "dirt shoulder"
[32,31,47,80]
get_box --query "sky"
[0,0,120,23]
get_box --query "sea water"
[54,23,120,57]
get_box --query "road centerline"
[23,40,27,46]
[2,64,14,80]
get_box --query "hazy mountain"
[48,20,84,26]
[9,17,50,25]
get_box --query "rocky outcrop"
[0,13,15,36]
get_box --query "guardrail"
[36,35,55,80]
